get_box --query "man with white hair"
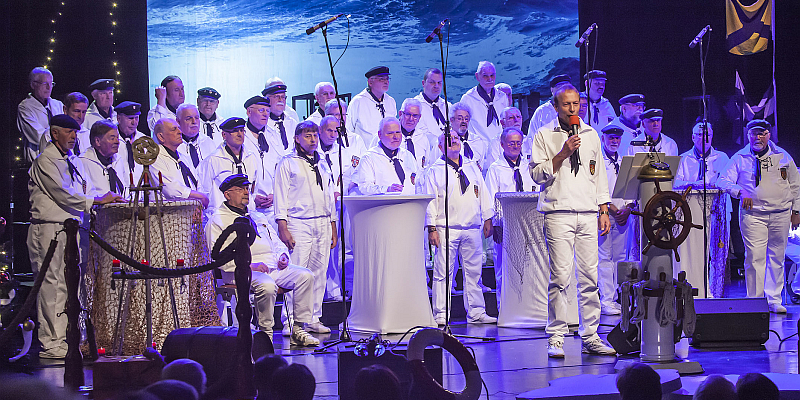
[264,77,300,122]
[610,94,645,156]
[414,68,451,150]
[490,106,525,164]
[460,61,509,146]
[148,75,185,131]
[527,75,572,137]
[425,133,496,325]
[306,82,336,125]
[242,95,283,222]
[18,67,64,162]
[263,82,299,157]
[149,118,209,207]
[196,87,224,145]
[390,98,430,172]
[625,109,678,156]
[346,66,398,146]
[352,116,418,195]
[674,121,730,189]
[176,103,217,170]
[83,79,117,131]
[436,102,488,169]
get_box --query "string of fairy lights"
[43,1,122,94]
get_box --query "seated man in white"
[674,121,730,189]
[199,117,264,213]
[149,118,209,207]
[148,75,185,132]
[306,82,336,125]
[78,119,128,197]
[352,116,418,195]
[205,174,319,346]
[625,108,678,156]
[484,127,537,298]
[425,133,496,325]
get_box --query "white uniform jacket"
[178,133,218,169]
[83,102,118,132]
[526,101,558,138]
[243,124,283,198]
[485,155,538,226]
[305,108,324,125]
[610,116,643,156]
[346,88,397,146]
[148,145,199,200]
[460,86,508,144]
[586,96,617,131]
[674,147,731,189]
[78,147,129,197]
[206,203,286,273]
[147,103,176,132]
[198,143,264,213]
[529,122,611,213]
[601,148,629,210]
[18,94,64,161]
[424,157,494,229]
[317,135,368,196]
[718,142,800,213]
[118,130,148,186]
[273,151,336,221]
[413,93,452,148]
[351,145,418,195]
[266,113,298,158]
[29,142,93,223]
[199,113,225,146]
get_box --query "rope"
[629,281,647,325]
[677,279,696,336]
[656,280,677,327]
[619,281,633,332]
[0,235,59,344]
[83,217,255,277]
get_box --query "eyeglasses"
[748,130,768,137]
[371,76,390,83]
[269,94,287,101]
[34,81,55,88]
[453,116,470,122]
[402,113,421,120]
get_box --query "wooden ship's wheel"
[631,184,703,262]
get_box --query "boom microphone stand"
[693,26,711,298]
[429,20,493,342]
[308,14,353,352]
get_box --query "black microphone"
[425,19,449,43]
[574,23,597,47]
[306,14,345,35]
[689,25,711,49]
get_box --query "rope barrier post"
[233,220,255,399]
[63,218,85,389]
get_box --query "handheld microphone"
[306,14,345,35]
[568,115,581,136]
[425,19,449,43]
[574,23,597,47]
[630,140,649,146]
[689,25,711,49]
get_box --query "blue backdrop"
[147,0,579,119]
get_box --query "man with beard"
[609,94,645,156]
[352,117,418,195]
[625,109,678,156]
[83,79,117,131]
[148,75,185,132]
[718,120,800,313]
[242,95,283,225]
[347,66,398,146]
[263,77,300,122]
[196,87,224,145]
[263,83,299,157]
[18,67,64,162]
[274,121,338,334]
[306,82,336,125]
[414,68,450,150]
[583,70,616,131]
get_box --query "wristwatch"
[598,210,610,216]
[427,226,437,233]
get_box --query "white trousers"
[326,204,353,299]
[222,264,314,330]
[287,216,332,323]
[432,227,486,320]
[493,240,502,299]
[740,209,791,305]
[27,222,69,356]
[597,218,628,308]
[543,212,601,341]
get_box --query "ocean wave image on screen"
[147,0,578,119]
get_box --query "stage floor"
[8,280,800,399]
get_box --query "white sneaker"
[769,303,787,314]
[305,322,331,333]
[582,338,617,355]
[282,324,292,336]
[601,303,622,316]
[547,338,565,358]
[468,313,497,324]
[290,327,320,347]
[435,317,446,326]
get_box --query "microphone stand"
[313,22,352,352]
[698,32,710,298]
[434,25,494,342]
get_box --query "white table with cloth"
[343,194,436,333]
[673,188,730,298]
[496,192,579,328]
[85,200,220,355]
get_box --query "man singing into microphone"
[529,84,615,358]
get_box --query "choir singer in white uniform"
[352,117,418,195]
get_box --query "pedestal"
[343,195,436,333]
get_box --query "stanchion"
[63,218,84,389]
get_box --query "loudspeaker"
[607,323,640,355]
[690,298,770,348]
[338,346,442,400]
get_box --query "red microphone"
[568,115,581,136]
